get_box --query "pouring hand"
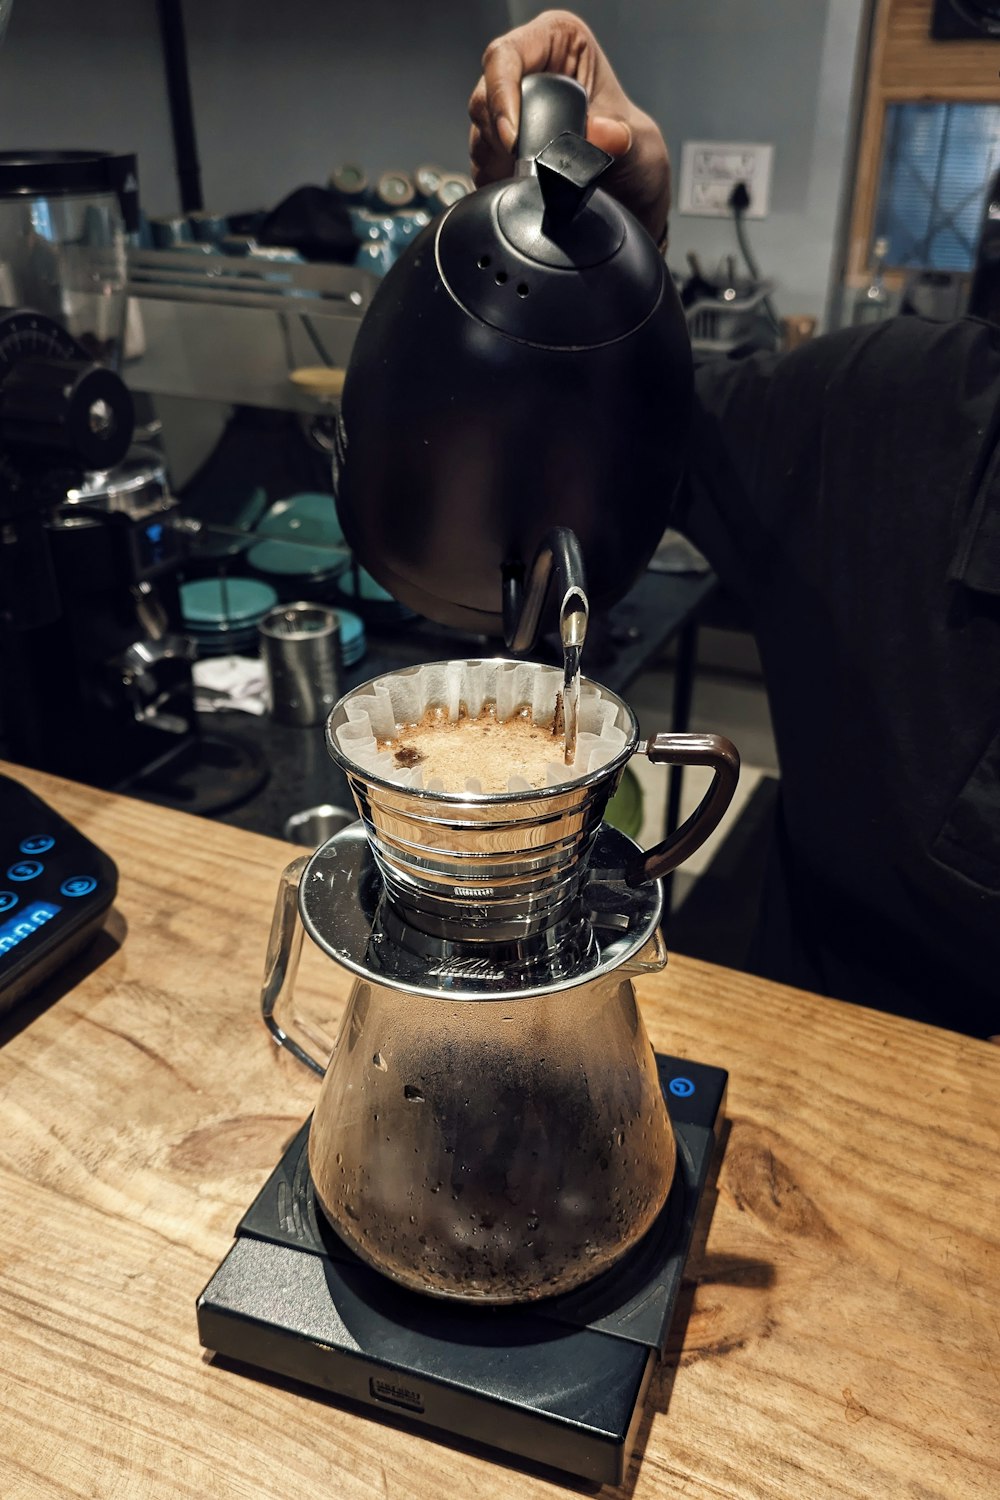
[468,8,671,245]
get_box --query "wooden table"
[1,763,997,1500]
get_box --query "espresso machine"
[0,150,198,789]
[198,79,736,1484]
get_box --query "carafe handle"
[627,733,740,886]
[260,854,328,1078]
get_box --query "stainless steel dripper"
[326,660,740,945]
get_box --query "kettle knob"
[536,133,613,226]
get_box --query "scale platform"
[197,1054,727,1487]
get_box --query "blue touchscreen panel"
[0,901,62,957]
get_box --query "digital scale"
[0,773,117,1014]
[198,1055,726,1487]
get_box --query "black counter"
[0,568,715,844]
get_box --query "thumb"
[587,115,632,159]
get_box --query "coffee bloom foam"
[334,660,629,794]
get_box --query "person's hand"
[468,9,671,244]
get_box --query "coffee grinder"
[0,310,199,788]
[198,77,735,1483]
[0,151,200,789]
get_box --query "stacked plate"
[180,577,279,657]
[246,493,349,600]
[335,560,417,624]
[247,492,414,624]
[337,608,366,669]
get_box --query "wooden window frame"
[846,0,1000,284]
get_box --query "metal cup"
[326,659,740,944]
[260,602,342,727]
[282,804,356,847]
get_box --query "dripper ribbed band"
[326,660,638,944]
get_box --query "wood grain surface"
[0,762,997,1499]
[882,0,1000,95]
[846,0,1000,279]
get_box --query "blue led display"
[0,900,61,957]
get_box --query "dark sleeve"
[674,342,787,608]
[674,317,1000,616]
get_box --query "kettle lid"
[498,131,623,269]
[438,80,665,350]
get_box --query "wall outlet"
[678,141,774,219]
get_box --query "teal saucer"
[181,577,278,626]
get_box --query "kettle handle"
[516,74,588,164]
[261,854,329,1078]
[626,733,741,886]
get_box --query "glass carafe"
[313,964,674,1302]
[264,823,674,1305]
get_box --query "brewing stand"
[198,824,727,1486]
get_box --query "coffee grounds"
[378,701,562,793]
[393,746,425,768]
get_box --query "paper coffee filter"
[334,660,630,792]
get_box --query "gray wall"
[185,0,508,216]
[0,0,866,322]
[0,0,506,218]
[0,0,176,211]
[511,1,869,325]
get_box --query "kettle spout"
[502,526,589,656]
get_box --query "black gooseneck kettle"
[333,74,692,649]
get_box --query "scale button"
[668,1076,696,1098]
[61,875,97,898]
[7,860,43,882]
[0,892,17,913]
[19,835,55,855]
